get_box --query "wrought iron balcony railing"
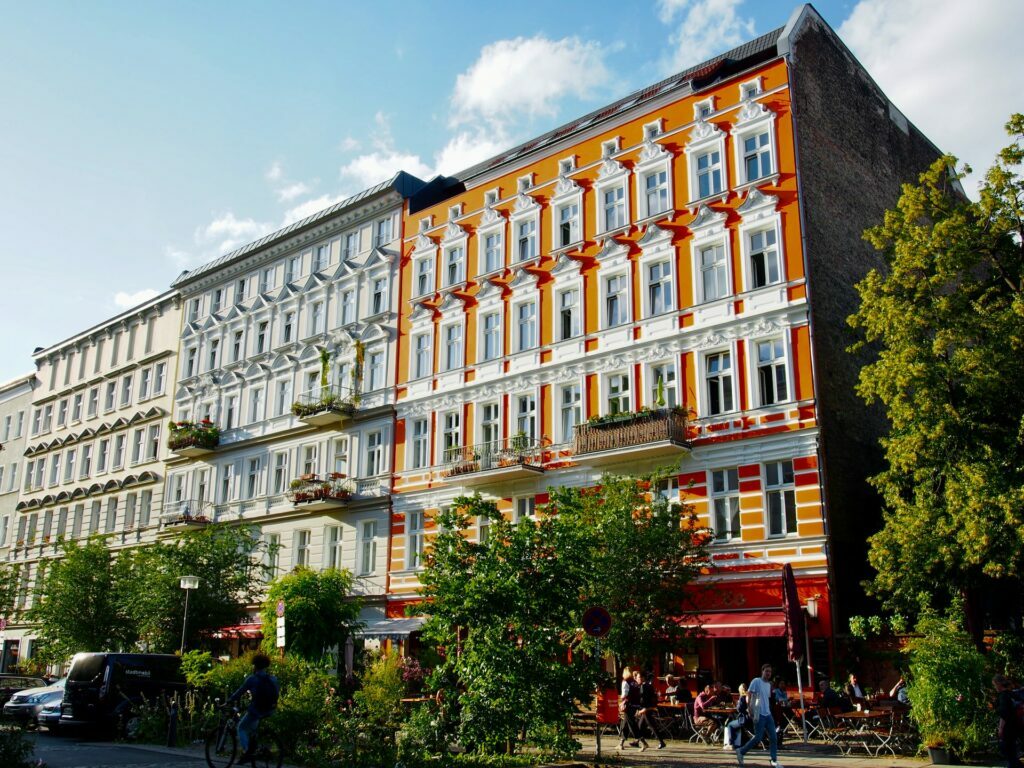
[442,437,544,479]
[573,408,688,457]
[291,383,356,423]
[161,500,214,525]
[286,473,356,505]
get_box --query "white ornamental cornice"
[737,188,779,222]
[479,205,504,227]
[441,221,468,244]
[513,192,539,215]
[594,238,629,270]
[436,293,466,315]
[550,252,583,279]
[552,175,581,200]
[637,139,670,165]
[637,222,673,248]
[688,204,727,234]
[598,157,627,180]
[475,278,504,302]
[735,99,772,125]
[688,119,724,144]
[408,302,434,324]
[413,233,436,254]
[508,269,539,292]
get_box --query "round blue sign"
[582,606,612,638]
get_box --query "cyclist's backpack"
[251,673,280,713]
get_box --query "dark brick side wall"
[786,17,943,625]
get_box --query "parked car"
[60,653,185,737]
[0,674,48,708]
[37,698,62,731]
[3,677,65,727]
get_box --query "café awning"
[210,623,263,639]
[683,610,787,638]
[355,617,426,640]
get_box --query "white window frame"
[684,119,728,205]
[710,467,741,541]
[325,525,343,569]
[557,380,583,444]
[700,346,738,417]
[509,192,540,265]
[634,137,673,221]
[688,205,732,304]
[406,510,426,570]
[550,174,583,251]
[739,205,785,291]
[731,95,778,188]
[409,417,430,470]
[358,519,378,576]
[440,320,464,372]
[764,459,797,538]
[750,334,792,408]
[476,206,506,277]
[594,153,630,235]
[411,331,433,380]
[645,360,679,409]
[603,371,632,416]
[601,271,630,329]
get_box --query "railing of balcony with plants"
[573,407,688,455]
[161,499,214,525]
[442,434,544,478]
[291,383,357,419]
[286,472,356,504]
[167,419,221,450]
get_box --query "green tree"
[259,566,361,660]
[117,523,268,651]
[0,563,21,622]
[28,536,135,662]
[849,115,1024,634]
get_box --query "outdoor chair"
[688,709,719,745]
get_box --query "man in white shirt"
[735,663,783,768]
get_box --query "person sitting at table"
[635,669,668,750]
[845,673,866,705]
[722,683,749,750]
[693,684,720,732]
[618,667,644,750]
[818,679,850,709]
[888,677,910,705]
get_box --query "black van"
[60,653,186,736]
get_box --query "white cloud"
[339,136,361,152]
[433,130,509,176]
[113,288,159,309]
[282,193,351,226]
[451,35,611,126]
[196,212,274,255]
[839,0,1024,195]
[658,0,755,73]
[276,181,311,202]
[265,161,284,182]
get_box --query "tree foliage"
[0,563,21,622]
[418,471,709,754]
[259,566,362,660]
[849,114,1024,624]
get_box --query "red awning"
[683,610,787,638]
[209,624,263,639]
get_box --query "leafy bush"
[0,725,38,768]
[990,633,1024,683]
[905,614,993,754]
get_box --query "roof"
[451,26,785,184]
[171,170,427,289]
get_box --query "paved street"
[27,731,207,768]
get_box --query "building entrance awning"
[210,623,263,639]
[356,617,426,640]
[683,610,787,638]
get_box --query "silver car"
[3,678,66,728]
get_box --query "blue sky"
[0,0,1020,383]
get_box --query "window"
[310,301,325,335]
[1,416,9,441]
[57,399,68,427]
[294,530,311,567]
[188,298,200,322]
[139,369,152,400]
[366,431,384,476]
[711,468,740,540]
[272,454,288,495]
[185,348,197,378]
[367,351,384,391]
[514,497,535,524]
[650,363,678,408]
[266,533,281,578]
[749,228,781,288]
[411,418,429,469]
[756,338,788,405]
[249,387,264,423]
[558,288,581,340]
[139,490,152,527]
[516,394,536,440]
[64,450,76,482]
[743,131,772,182]
[275,379,292,416]
[208,339,219,371]
[603,186,626,231]
[124,494,136,529]
[105,498,117,532]
[24,460,33,492]
[412,333,432,379]
[443,324,463,371]
[558,203,580,246]
[42,403,53,431]
[130,429,144,464]
[87,387,99,417]
[444,247,464,287]
[80,445,92,478]
[256,323,268,354]
[34,458,45,489]
[516,302,537,352]
[112,434,126,468]
[560,384,581,441]
[643,169,669,216]
[331,436,349,476]
[605,274,628,327]
[236,278,247,303]
[482,312,501,360]
[375,216,393,246]
[72,393,83,422]
[325,525,343,569]
[516,219,536,262]
[224,395,237,430]
[220,463,235,502]
[147,424,160,460]
[407,511,425,569]
[705,351,734,415]
[480,402,500,444]
[232,331,243,362]
[97,439,109,473]
[700,244,729,301]
[607,373,631,415]
[343,231,359,259]
[302,444,318,476]
[478,514,491,542]
[286,255,302,283]
[245,458,261,499]
[49,454,61,486]
[415,258,434,297]
[340,289,355,325]
[484,232,503,273]
[442,411,461,463]
[359,520,377,575]
[765,460,797,536]
[314,244,330,272]
[647,261,672,316]
[282,312,295,343]
[260,266,275,293]
[211,288,223,314]
[120,375,133,406]
[31,409,40,436]
[196,469,209,502]
[696,149,723,198]
[371,279,388,314]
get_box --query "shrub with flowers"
[167,419,220,451]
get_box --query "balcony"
[286,473,355,511]
[573,408,689,466]
[441,437,545,487]
[160,500,214,530]
[168,420,220,457]
[291,383,356,427]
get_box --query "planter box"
[573,409,689,465]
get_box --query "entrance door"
[1,640,20,673]
[715,638,751,689]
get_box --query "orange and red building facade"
[384,45,836,685]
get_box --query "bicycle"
[205,704,284,768]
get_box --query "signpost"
[582,607,612,763]
[276,600,286,652]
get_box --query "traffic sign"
[275,616,285,648]
[276,600,285,618]
[582,606,612,638]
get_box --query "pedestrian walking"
[735,663,783,768]
[994,674,1022,768]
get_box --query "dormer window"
[643,120,663,140]
[739,78,762,101]
[448,203,463,221]
[558,157,575,175]
[694,98,714,121]
[601,138,620,158]
[484,189,499,207]
[517,175,533,194]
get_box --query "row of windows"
[264,522,380,579]
[709,460,798,540]
[31,362,168,437]
[1,411,26,442]
[41,312,166,394]
[8,490,156,548]
[187,215,396,323]
[167,434,388,505]
[0,462,21,495]
[23,424,162,492]
[404,343,790,468]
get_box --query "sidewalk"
[572,735,1003,768]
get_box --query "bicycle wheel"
[252,734,284,768]
[205,724,237,768]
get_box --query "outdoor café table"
[656,702,689,738]
[835,710,889,755]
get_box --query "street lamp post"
[179,575,199,654]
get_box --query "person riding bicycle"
[227,653,280,761]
